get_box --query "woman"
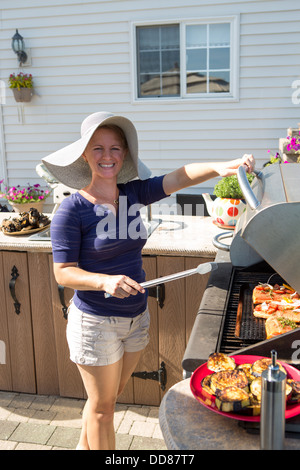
[42,111,255,450]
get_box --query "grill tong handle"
[104,262,218,298]
[237,166,261,210]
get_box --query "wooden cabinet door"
[1,252,36,394]
[157,256,213,397]
[48,255,85,399]
[0,253,12,391]
[185,257,214,344]
[119,256,212,405]
[157,256,186,395]
[134,256,160,405]
[117,256,160,405]
[28,252,59,395]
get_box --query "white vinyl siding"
[0,0,299,208]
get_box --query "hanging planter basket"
[12,88,33,103]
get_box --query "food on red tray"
[250,376,292,401]
[265,315,298,339]
[252,283,297,305]
[250,377,262,401]
[237,363,256,382]
[246,394,261,416]
[251,357,287,377]
[207,352,236,372]
[201,374,214,395]
[199,354,296,415]
[210,369,249,394]
[215,386,250,413]
[287,379,300,403]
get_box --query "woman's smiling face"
[83,126,128,181]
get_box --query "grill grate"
[238,283,265,340]
[219,268,285,354]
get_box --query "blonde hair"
[99,124,128,150]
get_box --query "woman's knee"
[95,410,115,425]
[89,397,116,417]
[89,402,115,424]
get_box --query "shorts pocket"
[94,330,120,356]
[138,308,150,331]
[137,308,150,345]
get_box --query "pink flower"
[0,181,51,203]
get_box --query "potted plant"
[0,180,51,213]
[8,72,33,102]
[285,130,300,163]
[203,173,255,228]
[287,130,300,154]
[263,151,282,167]
[266,130,300,165]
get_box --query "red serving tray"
[190,354,300,422]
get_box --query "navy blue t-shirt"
[51,175,168,317]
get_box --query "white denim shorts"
[66,302,150,366]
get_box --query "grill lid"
[230,164,300,293]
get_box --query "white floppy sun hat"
[42,111,151,190]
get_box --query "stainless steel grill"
[183,163,300,435]
[183,163,300,374]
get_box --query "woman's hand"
[53,263,145,298]
[212,154,255,177]
[103,274,145,298]
[163,154,256,195]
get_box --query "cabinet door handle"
[148,284,165,308]
[58,285,68,320]
[9,265,21,315]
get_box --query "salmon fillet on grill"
[252,284,297,304]
[273,309,300,323]
[252,284,300,338]
[253,302,278,319]
[253,299,300,320]
[265,315,299,339]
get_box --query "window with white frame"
[134,17,238,100]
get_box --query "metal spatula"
[104,262,218,298]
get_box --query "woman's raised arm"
[162,154,255,196]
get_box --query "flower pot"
[12,88,33,102]
[10,201,44,213]
[213,198,246,228]
[203,194,246,228]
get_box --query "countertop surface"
[159,378,300,450]
[0,212,228,257]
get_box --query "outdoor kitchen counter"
[0,213,223,257]
[159,378,300,450]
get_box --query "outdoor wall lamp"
[11,29,28,65]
